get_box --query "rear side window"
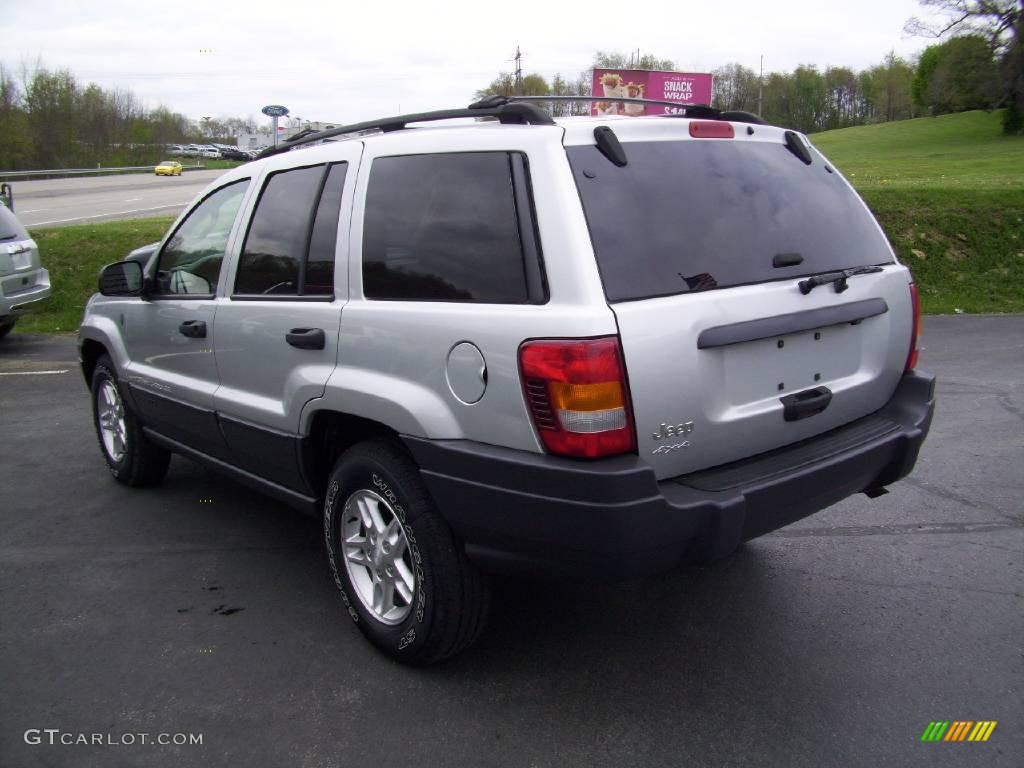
[362,152,531,303]
[568,140,894,302]
[306,163,348,295]
[235,162,347,297]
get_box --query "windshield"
[159,161,175,165]
[567,140,894,303]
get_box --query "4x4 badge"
[652,442,689,455]
[652,421,694,441]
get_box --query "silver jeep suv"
[78,98,934,664]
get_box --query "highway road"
[10,170,229,229]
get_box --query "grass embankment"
[812,110,1023,314]
[12,111,1023,335]
[17,218,175,334]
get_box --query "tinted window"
[235,165,324,295]
[155,179,249,296]
[568,141,894,302]
[363,152,528,303]
[305,163,348,295]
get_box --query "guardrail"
[0,164,206,181]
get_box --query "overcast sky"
[2,0,940,126]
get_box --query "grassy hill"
[812,110,1023,314]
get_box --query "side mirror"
[98,260,145,297]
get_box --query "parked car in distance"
[1,204,50,339]
[219,147,251,161]
[197,147,221,159]
[166,144,185,156]
[79,98,934,664]
[154,160,183,176]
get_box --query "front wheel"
[91,354,170,486]
[324,438,490,664]
[0,318,15,339]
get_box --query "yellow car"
[154,161,183,176]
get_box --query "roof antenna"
[593,126,627,167]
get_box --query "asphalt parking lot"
[1,315,1021,768]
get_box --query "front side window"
[362,152,530,303]
[154,179,249,296]
[234,162,348,296]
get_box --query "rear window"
[0,205,28,241]
[0,205,29,242]
[568,140,893,302]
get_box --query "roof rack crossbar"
[469,95,767,125]
[258,103,555,158]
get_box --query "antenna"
[512,45,524,90]
[759,54,764,116]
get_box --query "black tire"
[91,354,170,487]
[0,318,15,339]
[323,438,490,665]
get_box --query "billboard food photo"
[592,68,714,115]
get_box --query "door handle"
[179,320,207,338]
[780,386,832,422]
[286,327,325,350]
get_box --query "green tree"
[912,44,945,107]
[474,71,550,100]
[549,72,592,116]
[21,66,78,167]
[593,51,676,70]
[711,63,760,112]
[906,1,1022,131]
[0,64,31,170]
[867,52,916,122]
[906,0,1019,50]
[914,35,1000,114]
[1002,8,1024,132]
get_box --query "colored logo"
[921,721,997,742]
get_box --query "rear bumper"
[404,370,935,580]
[0,268,51,319]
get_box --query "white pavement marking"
[20,208,47,213]
[124,197,142,202]
[0,369,69,376]
[29,203,189,227]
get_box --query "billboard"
[591,68,714,116]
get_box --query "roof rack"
[258,95,768,159]
[470,94,767,125]
[257,102,555,158]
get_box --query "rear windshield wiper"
[799,266,883,295]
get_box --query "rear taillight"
[519,337,636,459]
[905,282,921,371]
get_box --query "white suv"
[78,97,934,663]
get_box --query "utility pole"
[513,45,523,91]
[758,55,764,116]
